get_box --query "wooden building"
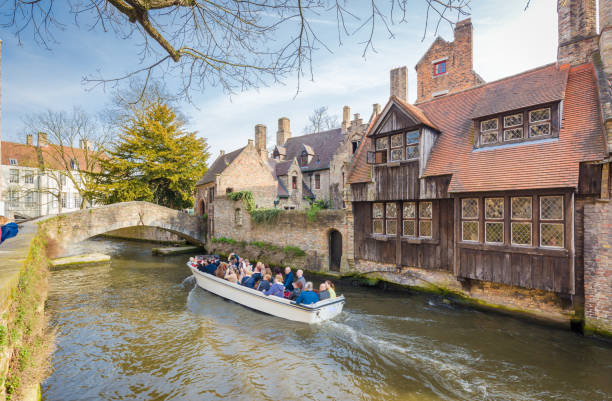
[346,10,610,306]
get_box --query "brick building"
[347,0,612,333]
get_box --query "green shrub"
[250,208,281,224]
[211,237,236,244]
[283,245,306,257]
[18,347,31,370]
[201,213,208,220]
[5,375,20,398]
[227,191,255,211]
[251,241,281,251]
[0,326,7,347]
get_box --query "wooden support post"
[601,162,610,199]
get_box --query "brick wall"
[557,0,599,66]
[415,18,483,103]
[584,200,612,335]
[211,197,351,271]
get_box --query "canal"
[43,238,612,400]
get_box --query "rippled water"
[43,238,612,400]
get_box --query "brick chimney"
[37,132,48,147]
[341,106,351,131]
[26,134,33,146]
[600,0,612,74]
[220,149,225,156]
[390,66,408,101]
[415,18,484,103]
[254,124,267,160]
[557,0,598,66]
[276,117,291,147]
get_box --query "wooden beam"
[601,162,610,199]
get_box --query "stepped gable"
[196,146,244,185]
[282,128,344,172]
[420,63,606,192]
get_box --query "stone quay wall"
[209,197,350,272]
[584,200,612,336]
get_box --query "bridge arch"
[41,201,206,256]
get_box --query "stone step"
[50,253,111,269]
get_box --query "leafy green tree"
[99,102,209,209]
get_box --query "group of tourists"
[190,253,337,305]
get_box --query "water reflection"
[43,238,612,400]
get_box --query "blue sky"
[1,0,560,160]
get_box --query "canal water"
[43,238,612,401]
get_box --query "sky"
[0,0,560,162]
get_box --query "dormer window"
[351,141,359,154]
[370,129,420,164]
[300,151,309,166]
[476,104,557,148]
[9,158,17,166]
[433,60,446,76]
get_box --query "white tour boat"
[187,262,345,324]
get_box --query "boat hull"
[188,264,344,324]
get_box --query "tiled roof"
[273,160,293,176]
[302,181,315,199]
[196,147,244,186]
[392,96,439,131]
[346,114,379,184]
[277,179,289,197]
[282,128,344,172]
[2,141,102,171]
[470,63,569,118]
[421,63,606,193]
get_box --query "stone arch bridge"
[41,201,206,254]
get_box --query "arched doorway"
[197,199,206,216]
[329,230,342,271]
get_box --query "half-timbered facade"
[347,5,610,312]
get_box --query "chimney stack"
[373,103,381,116]
[26,134,33,146]
[390,67,408,101]
[342,106,351,131]
[276,117,291,147]
[37,132,48,147]
[600,0,612,74]
[254,124,267,160]
[557,0,598,65]
[220,149,225,156]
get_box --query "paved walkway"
[0,221,37,312]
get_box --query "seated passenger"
[264,274,285,298]
[257,274,272,292]
[295,282,319,305]
[325,280,337,298]
[318,283,330,301]
[294,269,306,290]
[289,280,303,301]
[215,263,228,279]
[224,266,238,283]
[283,267,294,291]
[203,258,220,275]
[244,262,263,289]
[240,265,253,286]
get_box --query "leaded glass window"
[387,203,397,236]
[512,222,532,246]
[419,201,433,238]
[373,203,384,218]
[484,198,504,244]
[390,134,403,161]
[481,131,499,144]
[461,198,479,242]
[481,118,498,132]
[373,219,384,235]
[406,131,419,160]
[540,196,563,248]
[540,196,563,220]
[375,137,388,151]
[511,196,532,246]
[529,123,551,138]
[504,128,523,141]
[373,203,384,235]
[529,108,550,123]
[390,148,403,161]
[462,198,478,219]
[402,202,416,237]
[391,134,403,148]
[504,113,523,128]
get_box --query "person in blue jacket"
[264,274,285,298]
[283,267,294,291]
[295,282,319,305]
[0,222,18,244]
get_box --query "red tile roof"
[421,63,606,193]
[346,114,378,184]
[2,141,99,171]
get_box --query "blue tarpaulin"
[0,222,18,244]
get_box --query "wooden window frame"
[475,103,559,149]
[484,197,504,244]
[9,169,19,184]
[433,60,447,76]
[539,195,564,248]
[461,198,480,242]
[389,133,403,162]
[314,174,321,190]
[372,202,386,235]
[418,201,433,238]
[510,196,533,247]
[370,129,421,165]
[401,201,417,237]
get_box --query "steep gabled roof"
[2,141,103,171]
[420,63,606,192]
[1,142,39,168]
[282,128,344,172]
[196,147,244,186]
[346,113,380,184]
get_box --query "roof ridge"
[285,127,342,141]
[416,62,559,106]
